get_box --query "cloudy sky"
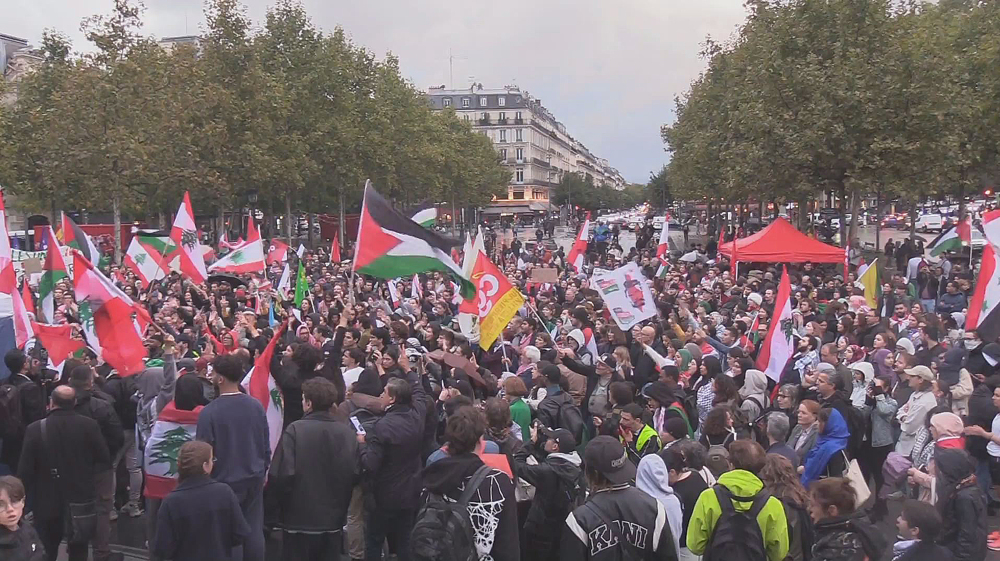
[6,0,749,183]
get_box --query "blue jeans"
[365,508,415,561]
[921,299,936,313]
[976,456,995,504]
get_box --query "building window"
[512,190,525,200]
[498,112,506,121]
[499,129,507,143]
[515,168,524,183]
[516,129,523,142]
[516,147,524,162]
[515,111,523,122]
[463,114,470,121]
[462,98,470,108]
[481,112,488,120]
[499,148,507,161]
[533,189,546,200]
[498,97,506,107]
[442,98,451,107]
[479,96,487,107]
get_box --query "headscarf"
[800,408,849,488]
[846,345,866,365]
[871,348,894,383]
[684,343,703,362]
[929,412,966,446]
[677,349,692,373]
[739,369,769,404]
[850,362,875,408]
[636,454,682,557]
[936,347,966,386]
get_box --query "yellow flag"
[858,258,880,308]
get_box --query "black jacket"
[153,475,250,561]
[896,541,955,561]
[420,453,519,561]
[359,371,429,511]
[0,521,46,561]
[632,342,666,390]
[268,411,358,532]
[939,482,987,561]
[17,409,110,519]
[812,512,887,561]
[103,372,138,430]
[513,442,583,529]
[562,356,624,422]
[73,388,124,459]
[562,485,677,561]
[965,382,998,460]
[0,374,45,471]
[536,388,577,433]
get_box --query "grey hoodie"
[636,453,683,558]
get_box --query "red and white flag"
[330,232,341,263]
[169,192,208,284]
[0,193,16,294]
[411,273,423,299]
[241,321,288,461]
[11,285,34,349]
[656,214,671,259]
[567,212,591,273]
[73,251,146,376]
[31,322,84,368]
[209,217,265,274]
[267,240,290,264]
[968,243,1000,341]
[755,266,794,382]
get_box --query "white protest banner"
[590,261,655,331]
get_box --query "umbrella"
[679,251,703,263]
[207,273,247,288]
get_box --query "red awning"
[719,217,845,264]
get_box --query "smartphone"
[350,416,366,435]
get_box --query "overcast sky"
[6,0,749,184]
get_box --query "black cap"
[584,435,636,485]
[664,417,690,440]
[599,353,617,370]
[541,364,562,384]
[542,427,577,453]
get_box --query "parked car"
[915,213,944,232]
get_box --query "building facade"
[426,85,625,219]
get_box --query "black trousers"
[283,531,342,561]
[35,515,89,561]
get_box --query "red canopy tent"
[719,217,846,264]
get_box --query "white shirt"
[342,366,364,389]
[988,414,1000,458]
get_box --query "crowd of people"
[0,214,996,561]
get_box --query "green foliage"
[662,0,1000,232]
[551,172,639,212]
[0,0,507,247]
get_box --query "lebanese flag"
[567,212,591,273]
[755,266,794,382]
[330,231,341,263]
[31,321,84,367]
[241,321,288,461]
[11,285,34,349]
[0,193,15,294]
[967,243,1000,341]
[168,192,208,284]
[267,239,290,265]
[209,217,265,274]
[143,402,202,499]
[656,214,671,258]
[73,251,146,375]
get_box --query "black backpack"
[0,384,23,440]
[411,465,492,561]
[704,485,771,561]
[555,393,585,444]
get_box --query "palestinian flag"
[968,243,1000,341]
[929,220,972,256]
[209,217,265,274]
[411,205,437,228]
[168,192,208,284]
[59,213,101,265]
[755,266,794,382]
[567,213,591,273]
[293,260,309,307]
[73,251,146,375]
[241,321,288,461]
[39,227,69,322]
[352,183,473,298]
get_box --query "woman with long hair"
[711,374,739,408]
[809,478,886,561]
[698,405,737,450]
[694,356,722,427]
[761,455,813,561]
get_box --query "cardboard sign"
[529,267,558,283]
[21,258,42,275]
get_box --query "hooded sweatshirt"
[686,469,790,561]
[636,454,683,558]
[739,369,770,419]
[850,362,875,408]
[801,408,849,488]
[420,453,519,561]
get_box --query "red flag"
[11,286,34,349]
[567,212,591,272]
[168,192,208,284]
[31,322,84,367]
[718,222,726,249]
[267,239,290,264]
[73,251,146,376]
[0,193,16,294]
[470,252,524,348]
[330,232,341,263]
[21,280,35,316]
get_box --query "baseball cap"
[542,427,577,453]
[584,435,636,485]
[904,365,934,382]
[598,353,617,370]
[664,417,690,440]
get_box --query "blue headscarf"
[800,408,849,488]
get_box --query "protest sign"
[590,262,656,331]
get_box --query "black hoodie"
[812,511,887,561]
[420,453,519,561]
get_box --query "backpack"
[706,444,731,478]
[667,401,695,438]
[0,384,23,440]
[841,405,868,458]
[704,485,771,561]
[411,465,492,561]
[555,394,585,444]
[682,393,701,432]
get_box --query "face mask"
[966,340,980,350]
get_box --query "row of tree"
[662,0,1000,244]
[0,0,511,260]
[550,172,647,215]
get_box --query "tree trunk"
[285,193,293,243]
[848,188,861,247]
[307,212,314,248]
[158,212,166,230]
[112,193,122,265]
[452,194,458,237]
[875,189,882,255]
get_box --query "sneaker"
[989,531,1000,541]
[108,508,118,522]
[121,502,144,518]
[987,536,1000,551]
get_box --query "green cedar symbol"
[270,388,283,413]
[135,252,147,265]
[229,250,245,264]
[781,318,794,340]
[149,427,193,476]
[984,300,990,313]
[180,229,198,250]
